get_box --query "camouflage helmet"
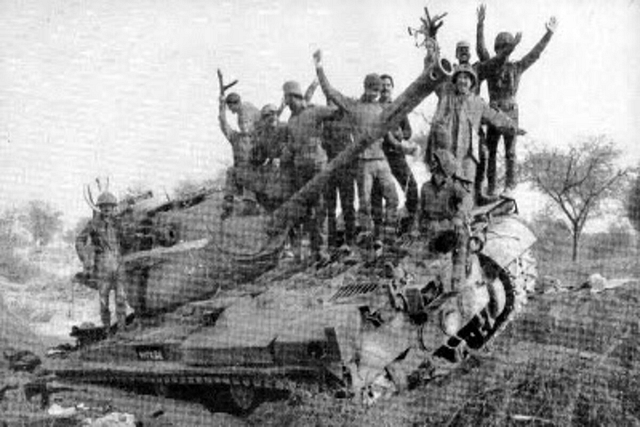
[494,31,515,51]
[96,191,118,206]
[260,103,279,117]
[452,64,477,89]
[432,149,458,178]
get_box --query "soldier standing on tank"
[223,92,261,134]
[218,93,257,219]
[429,64,523,198]
[373,74,417,236]
[281,80,336,262]
[476,4,558,195]
[75,192,127,331]
[417,149,473,291]
[313,50,399,247]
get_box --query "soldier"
[75,192,127,331]
[313,50,398,247]
[281,80,336,262]
[417,149,473,291]
[477,4,558,194]
[429,64,523,200]
[218,93,256,219]
[224,92,261,134]
[250,104,288,168]
[373,74,417,236]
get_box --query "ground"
[0,245,638,426]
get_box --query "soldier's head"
[225,92,242,114]
[260,104,279,128]
[362,73,382,103]
[96,191,118,217]
[452,64,477,95]
[283,81,305,113]
[455,40,471,65]
[494,32,515,57]
[379,74,394,103]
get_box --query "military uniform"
[476,24,555,193]
[75,214,127,329]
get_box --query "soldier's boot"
[100,308,111,333]
[474,184,500,206]
[504,151,517,193]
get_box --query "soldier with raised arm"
[476,4,558,194]
[313,50,399,247]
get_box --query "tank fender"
[481,216,536,269]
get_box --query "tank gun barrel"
[270,54,452,233]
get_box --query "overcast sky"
[1,0,639,226]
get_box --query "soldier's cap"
[283,81,303,98]
[363,73,382,90]
[456,40,471,50]
[261,104,279,117]
[225,92,241,105]
[494,32,515,49]
[452,64,477,88]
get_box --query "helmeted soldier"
[418,149,473,291]
[476,4,558,194]
[75,191,127,331]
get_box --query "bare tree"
[521,135,628,261]
[627,168,640,234]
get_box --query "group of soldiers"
[75,5,557,331]
[220,5,557,264]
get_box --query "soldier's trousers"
[95,257,127,329]
[372,151,418,234]
[357,159,398,237]
[324,164,357,247]
[294,163,326,255]
[486,125,517,194]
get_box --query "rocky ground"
[0,247,638,426]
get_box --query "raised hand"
[313,49,323,67]
[546,16,558,33]
[477,4,486,24]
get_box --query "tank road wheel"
[228,383,258,415]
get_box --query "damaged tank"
[45,12,537,413]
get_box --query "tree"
[627,169,640,233]
[521,135,628,261]
[20,200,64,247]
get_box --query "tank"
[45,15,537,413]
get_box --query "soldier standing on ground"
[476,4,558,195]
[75,192,127,331]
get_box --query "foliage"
[627,168,640,233]
[0,208,40,283]
[521,135,629,261]
[61,217,92,246]
[19,200,64,247]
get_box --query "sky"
[1,0,639,227]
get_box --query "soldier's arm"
[518,17,557,73]
[313,49,352,112]
[218,96,237,142]
[304,78,319,103]
[75,221,92,266]
[476,4,491,62]
[481,102,521,134]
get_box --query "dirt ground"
[0,248,638,426]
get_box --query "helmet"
[260,104,279,117]
[225,92,241,105]
[282,81,303,98]
[452,64,477,89]
[363,73,382,90]
[455,40,471,51]
[494,32,515,51]
[432,149,457,178]
[96,191,118,206]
